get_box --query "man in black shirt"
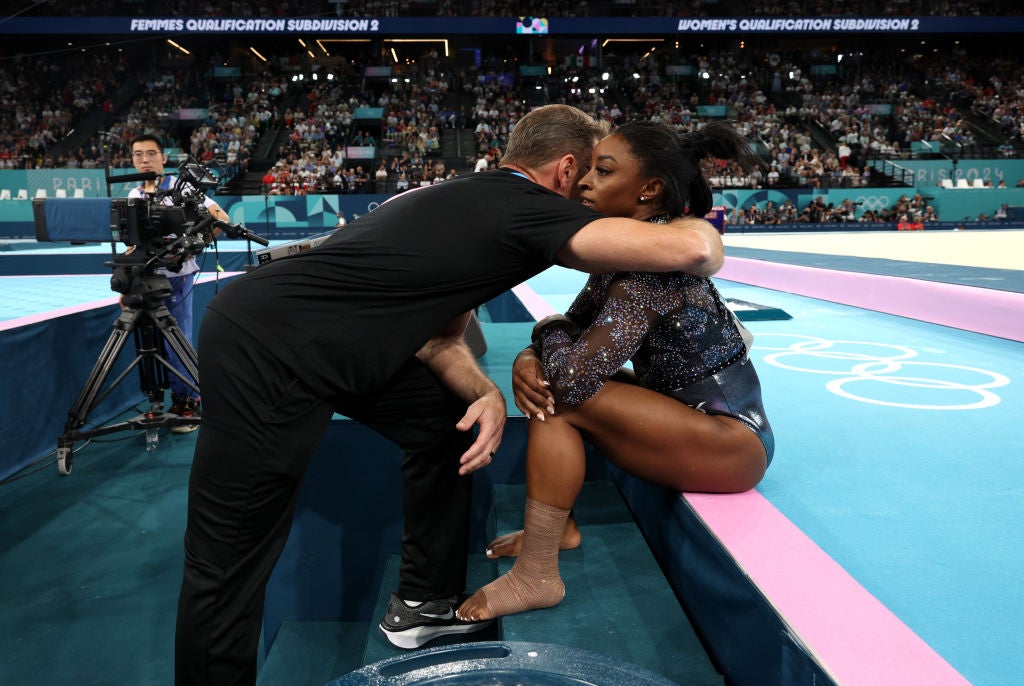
[175,104,727,686]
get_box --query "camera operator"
[128,134,230,432]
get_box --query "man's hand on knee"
[456,388,505,475]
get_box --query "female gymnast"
[457,121,774,621]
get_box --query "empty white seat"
[34,189,47,198]
[940,179,954,189]
[972,178,986,188]
[73,188,85,198]
[55,188,67,198]
[0,189,10,200]
[956,179,970,189]
[16,189,28,199]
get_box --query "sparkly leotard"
[534,215,774,461]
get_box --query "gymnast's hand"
[512,348,555,421]
[456,387,506,475]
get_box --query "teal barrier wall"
[718,185,1024,223]
[4,161,1019,200]
[918,187,1024,221]
[0,192,393,240]
[3,167,1024,239]
[213,194,391,240]
[0,275,237,480]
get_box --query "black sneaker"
[378,593,492,649]
[170,398,200,434]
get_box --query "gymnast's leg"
[458,379,767,620]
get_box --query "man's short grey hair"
[502,104,608,170]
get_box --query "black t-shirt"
[209,170,600,398]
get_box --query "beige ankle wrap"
[480,498,570,618]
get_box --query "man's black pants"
[175,309,474,685]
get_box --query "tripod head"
[107,250,173,309]
[104,217,260,308]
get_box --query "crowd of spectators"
[9,55,284,179]
[3,4,1023,225]
[5,42,1019,175]
[0,52,126,169]
[253,48,527,194]
[185,73,288,171]
[253,52,450,193]
[729,192,941,225]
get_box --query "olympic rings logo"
[755,334,1009,410]
[854,195,891,211]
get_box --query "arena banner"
[4,16,1024,35]
[0,169,111,200]
[878,159,1024,188]
[5,185,1022,240]
[0,169,211,200]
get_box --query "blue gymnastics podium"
[326,642,678,686]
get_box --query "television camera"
[104,160,267,307]
[32,159,268,474]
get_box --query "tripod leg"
[58,307,145,474]
[134,315,171,405]
[149,303,200,396]
[57,283,206,474]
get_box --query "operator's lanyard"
[139,175,173,202]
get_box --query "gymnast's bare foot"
[455,568,565,622]
[455,589,491,622]
[485,516,581,559]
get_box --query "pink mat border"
[685,491,969,685]
[0,272,244,332]
[718,256,1024,342]
[511,283,559,319]
[513,279,970,684]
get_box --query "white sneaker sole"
[170,424,200,434]
[379,618,493,649]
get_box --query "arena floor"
[516,228,1024,685]
[723,227,1024,270]
[1,228,1022,685]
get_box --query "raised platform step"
[257,621,367,686]
[257,483,723,685]
[258,553,501,685]
[491,481,724,685]
[260,552,499,686]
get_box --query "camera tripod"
[56,253,201,475]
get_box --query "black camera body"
[110,161,220,265]
[34,159,267,267]
[110,198,202,249]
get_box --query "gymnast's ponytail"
[680,121,761,217]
